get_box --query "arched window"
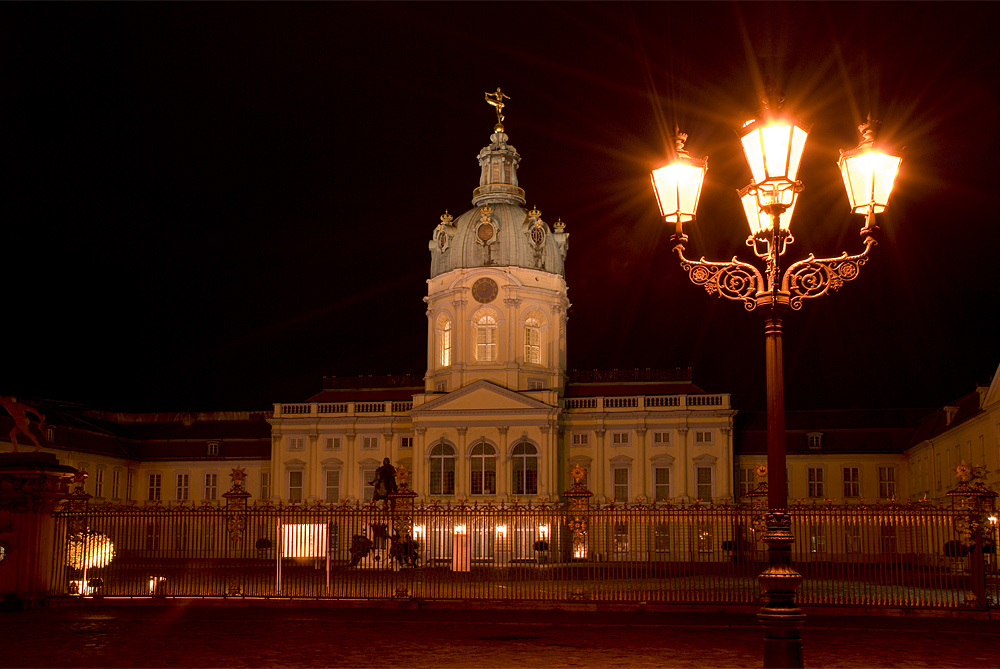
[524,317,541,364]
[429,442,456,495]
[470,440,497,495]
[436,314,452,367]
[474,311,498,362]
[511,442,538,495]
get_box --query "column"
[414,428,427,499]
[594,428,606,501]
[677,428,689,500]
[497,426,509,497]
[456,427,468,497]
[636,428,648,500]
[721,427,733,500]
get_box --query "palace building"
[2,97,997,511]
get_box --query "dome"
[429,127,568,278]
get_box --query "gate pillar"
[0,453,77,609]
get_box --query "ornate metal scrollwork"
[676,247,764,311]
[782,244,873,310]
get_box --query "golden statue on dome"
[485,87,509,131]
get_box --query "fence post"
[562,463,593,601]
[222,466,252,597]
[946,462,997,608]
[0,453,78,608]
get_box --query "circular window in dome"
[530,226,545,245]
[477,224,494,242]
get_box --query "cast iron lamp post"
[650,85,901,668]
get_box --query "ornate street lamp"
[650,83,901,669]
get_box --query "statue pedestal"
[0,453,77,609]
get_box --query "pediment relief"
[411,380,553,415]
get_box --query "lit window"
[612,432,629,446]
[878,466,896,499]
[613,467,629,502]
[843,467,860,498]
[288,437,304,451]
[288,471,303,501]
[45,427,54,442]
[810,525,827,553]
[653,431,670,445]
[400,436,413,449]
[437,315,452,367]
[572,433,588,446]
[325,470,340,502]
[697,523,713,552]
[474,311,498,362]
[470,440,497,495]
[205,473,218,501]
[511,442,538,495]
[654,467,670,501]
[429,443,457,495]
[613,522,629,552]
[696,467,712,500]
[175,474,189,501]
[808,467,824,498]
[524,318,541,364]
[362,436,378,450]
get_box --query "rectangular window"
[400,436,413,449]
[612,432,629,446]
[696,467,712,500]
[613,522,629,553]
[737,467,755,497]
[844,520,861,553]
[653,431,670,445]
[176,474,189,501]
[204,473,218,501]
[435,381,447,392]
[260,472,271,500]
[524,325,540,364]
[810,525,827,553]
[808,434,822,449]
[476,323,497,361]
[935,453,942,489]
[880,523,897,553]
[95,469,105,498]
[362,436,378,449]
[654,467,670,501]
[572,433,589,446]
[808,467,824,498]
[654,523,670,553]
[288,471,303,501]
[613,467,629,502]
[207,442,219,456]
[111,470,121,499]
[362,468,376,501]
[527,379,544,390]
[127,471,135,501]
[697,523,713,552]
[695,430,713,444]
[325,470,340,503]
[878,466,896,499]
[441,326,452,367]
[326,437,341,450]
[843,467,860,498]
[288,437,304,451]
[148,474,161,501]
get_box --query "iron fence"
[50,497,996,609]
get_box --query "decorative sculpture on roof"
[0,396,46,452]
[485,87,510,130]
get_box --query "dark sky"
[1,2,997,413]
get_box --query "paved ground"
[3,601,999,668]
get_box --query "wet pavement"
[3,601,999,668]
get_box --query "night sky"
[2,2,997,413]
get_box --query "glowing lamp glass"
[838,149,901,214]
[650,158,707,224]
[495,524,507,538]
[740,121,808,186]
[739,186,796,234]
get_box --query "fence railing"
[50,498,996,609]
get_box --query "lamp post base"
[758,511,804,668]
